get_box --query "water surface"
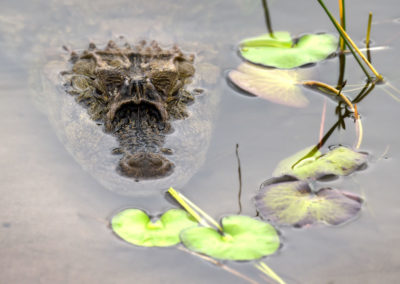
[1,0,400,283]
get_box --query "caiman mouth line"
[105,98,169,133]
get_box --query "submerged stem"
[256,262,286,284]
[337,51,346,89]
[319,100,327,148]
[236,144,243,214]
[178,247,260,284]
[354,104,363,149]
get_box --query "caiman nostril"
[119,152,174,179]
[148,155,163,166]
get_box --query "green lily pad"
[239,32,338,69]
[180,215,280,261]
[111,208,198,247]
[255,180,363,227]
[228,62,310,107]
[273,146,368,180]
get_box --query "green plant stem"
[339,0,346,51]
[302,81,354,111]
[317,0,374,81]
[366,12,372,47]
[167,187,223,233]
[337,0,346,88]
[366,12,373,62]
[262,0,274,37]
[294,119,342,168]
[167,187,207,227]
[322,0,382,80]
[179,193,223,232]
[352,81,375,104]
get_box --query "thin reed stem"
[366,12,373,62]
[317,0,379,81]
[167,187,223,233]
[366,12,373,47]
[339,0,346,51]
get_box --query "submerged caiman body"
[37,38,219,195]
[62,40,200,180]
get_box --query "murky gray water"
[1,0,400,283]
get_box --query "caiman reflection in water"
[62,40,197,180]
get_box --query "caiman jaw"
[105,98,168,133]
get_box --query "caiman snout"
[118,152,174,179]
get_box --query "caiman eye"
[96,69,125,91]
[150,70,178,96]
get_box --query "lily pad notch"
[111,208,198,247]
[180,214,280,261]
[167,187,281,261]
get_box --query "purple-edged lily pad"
[255,180,363,227]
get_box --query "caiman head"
[63,40,196,180]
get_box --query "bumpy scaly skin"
[62,40,197,179]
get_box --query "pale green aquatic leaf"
[111,208,198,247]
[239,32,338,69]
[241,31,293,49]
[228,62,309,107]
[273,146,368,180]
[273,146,321,177]
[255,180,363,227]
[180,215,280,261]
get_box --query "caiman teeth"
[105,98,168,132]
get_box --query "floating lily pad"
[255,180,363,227]
[111,208,198,247]
[239,32,338,69]
[180,215,280,261]
[273,146,368,180]
[228,62,310,107]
